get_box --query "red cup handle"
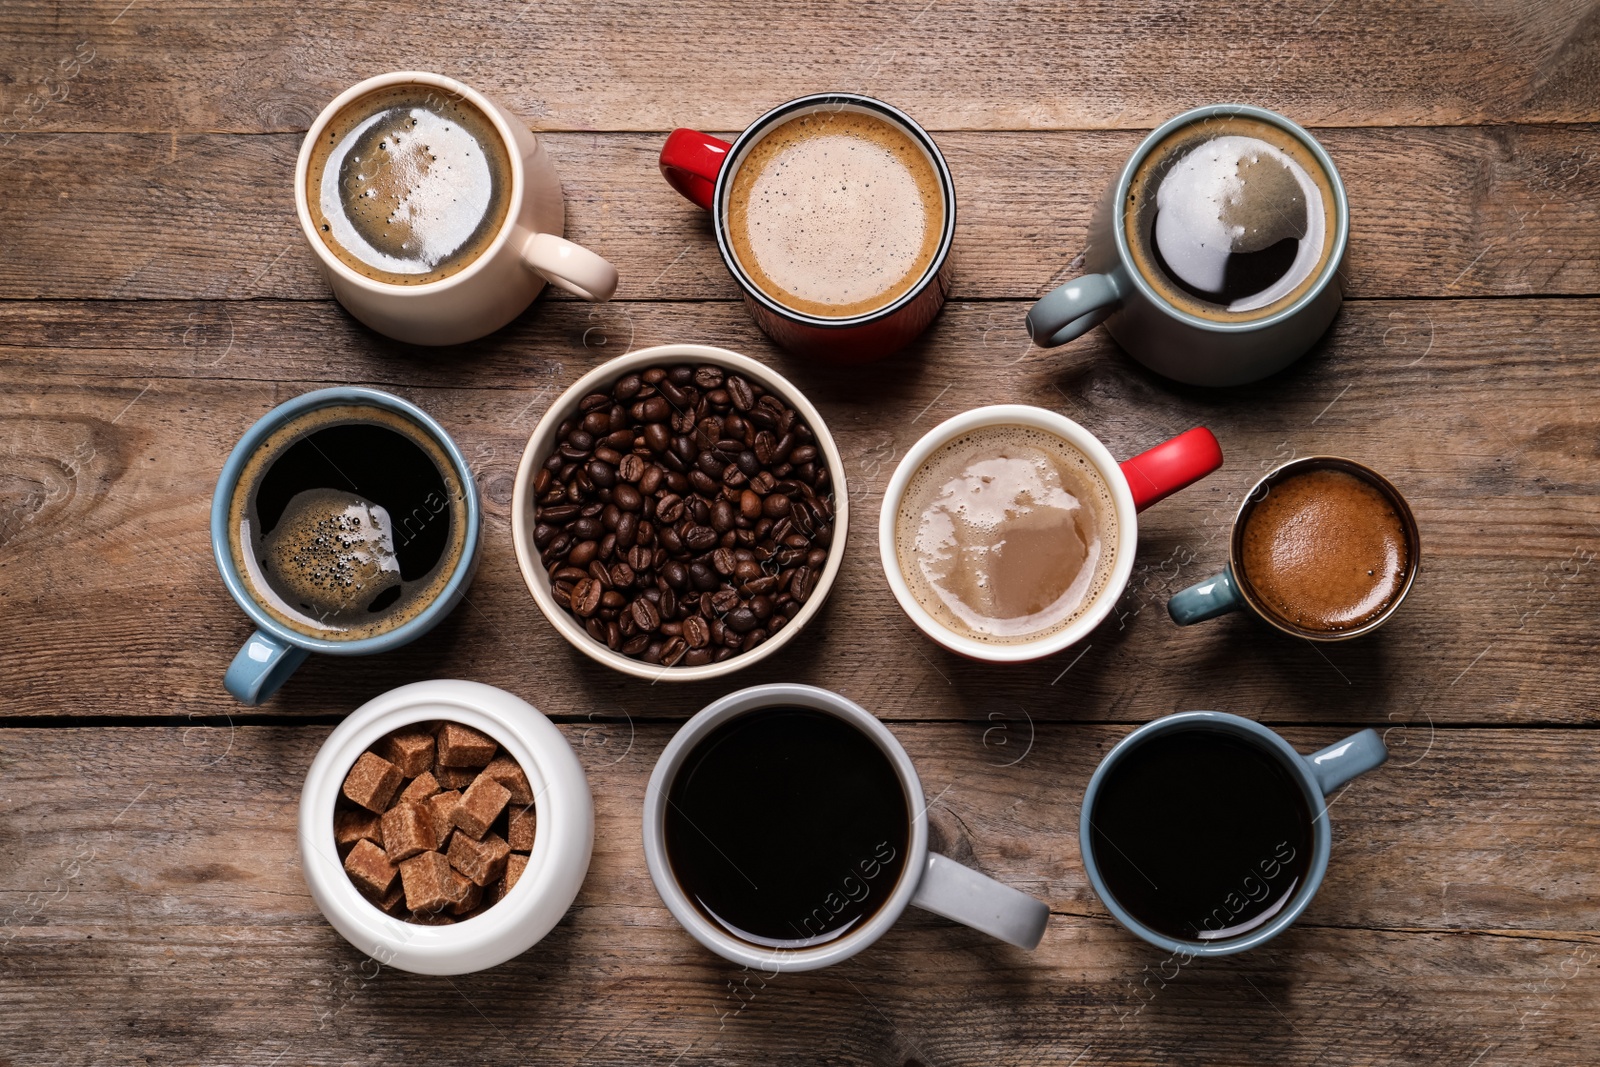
[660,128,733,211]
[1120,427,1223,512]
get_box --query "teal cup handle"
[1168,564,1244,624]
[224,630,312,706]
[1025,272,1123,348]
[1304,728,1388,794]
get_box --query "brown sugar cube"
[341,751,403,813]
[409,910,455,926]
[447,870,483,915]
[342,839,397,897]
[398,851,454,914]
[507,805,536,852]
[377,727,435,778]
[433,765,479,790]
[481,754,534,805]
[436,722,498,768]
[398,770,441,806]
[361,880,405,916]
[335,807,384,854]
[380,801,436,862]
[504,852,528,893]
[425,790,461,846]
[447,831,511,887]
[453,774,511,840]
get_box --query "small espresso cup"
[1168,456,1420,640]
[295,71,618,346]
[211,387,481,704]
[1026,104,1349,386]
[642,684,1050,972]
[1081,711,1388,956]
[880,405,1223,663]
[659,94,955,361]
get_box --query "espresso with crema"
[227,404,470,640]
[728,108,945,318]
[1126,114,1337,321]
[307,84,513,285]
[895,426,1119,644]
[1240,467,1410,633]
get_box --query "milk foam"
[895,426,1119,644]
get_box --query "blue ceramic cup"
[210,387,481,705]
[1079,711,1387,956]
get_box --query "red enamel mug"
[660,93,955,362]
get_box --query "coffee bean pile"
[533,363,836,667]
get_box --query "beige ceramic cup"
[294,71,618,345]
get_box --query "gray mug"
[1080,711,1386,956]
[1026,104,1350,386]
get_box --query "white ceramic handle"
[519,230,618,302]
[910,852,1050,950]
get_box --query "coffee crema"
[1240,467,1410,633]
[228,404,470,640]
[895,425,1118,645]
[307,84,513,285]
[1126,113,1336,321]
[727,107,944,318]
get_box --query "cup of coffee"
[1081,710,1387,956]
[642,684,1050,972]
[1026,104,1349,386]
[295,71,619,346]
[658,94,954,361]
[211,387,481,704]
[1168,456,1420,639]
[879,405,1223,662]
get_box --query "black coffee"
[1125,113,1335,322]
[227,404,470,640]
[1087,727,1314,942]
[664,707,910,949]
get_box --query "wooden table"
[3,2,1598,1063]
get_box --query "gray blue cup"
[1026,104,1350,386]
[210,387,481,705]
[1080,711,1387,956]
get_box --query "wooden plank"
[1,0,1596,134]
[3,125,1599,302]
[2,297,1597,724]
[0,724,1596,1065]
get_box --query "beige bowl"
[511,344,849,681]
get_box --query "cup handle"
[224,629,311,706]
[1119,426,1223,511]
[909,852,1049,950]
[1168,565,1244,625]
[1304,729,1389,795]
[1026,272,1123,348]
[659,128,733,211]
[519,231,619,302]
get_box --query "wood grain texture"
[1,0,1597,133]
[2,297,1596,725]
[0,724,1596,1066]
[4,125,1600,302]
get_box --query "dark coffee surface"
[1241,467,1410,632]
[227,404,469,640]
[664,707,909,949]
[1125,113,1336,322]
[1089,727,1314,943]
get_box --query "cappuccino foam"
[307,84,512,285]
[895,425,1119,645]
[728,108,945,318]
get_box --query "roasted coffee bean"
[569,578,602,617]
[536,363,836,668]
